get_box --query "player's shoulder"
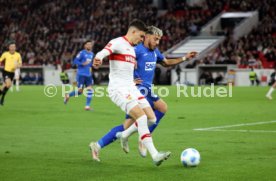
[15,51,21,56]
[154,47,161,54]
[134,43,146,53]
[76,50,84,58]
[1,51,9,56]
[135,43,144,49]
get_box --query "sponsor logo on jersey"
[145,62,156,71]
[125,56,135,63]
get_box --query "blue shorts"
[77,75,93,88]
[125,85,160,119]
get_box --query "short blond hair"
[146,26,163,36]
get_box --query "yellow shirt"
[0,51,22,72]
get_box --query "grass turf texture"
[0,86,275,181]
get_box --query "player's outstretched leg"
[126,105,170,166]
[89,142,101,162]
[85,89,93,110]
[148,110,165,133]
[0,87,9,105]
[64,89,83,104]
[266,87,274,100]
[89,124,124,161]
[139,110,165,157]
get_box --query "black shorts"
[2,70,15,81]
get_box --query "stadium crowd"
[1,0,230,68]
[190,0,276,69]
[0,0,275,87]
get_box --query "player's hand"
[182,51,198,61]
[134,78,143,85]
[185,51,198,59]
[93,58,102,67]
[82,61,90,66]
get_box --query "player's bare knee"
[123,118,134,129]
[78,88,83,93]
[128,104,145,120]
[5,81,12,88]
[154,100,168,113]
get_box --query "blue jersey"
[73,50,94,76]
[134,43,165,87]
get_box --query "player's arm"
[73,52,83,66]
[93,41,116,67]
[160,51,197,67]
[0,52,6,65]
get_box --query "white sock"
[136,115,158,158]
[122,123,138,138]
[148,118,156,126]
[267,87,274,96]
[121,117,156,138]
[16,80,20,91]
[96,142,101,150]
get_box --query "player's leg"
[266,82,276,100]
[116,87,170,165]
[64,75,83,104]
[89,120,131,162]
[89,88,134,161]
[84,76,94,110]
[0,74,13,105]
[135,98,167,157]
[148,98,167,133]
[110,88,160,157]
[126,103,170,166]
[15,69,20,91]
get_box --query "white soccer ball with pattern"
[180,148,200,167]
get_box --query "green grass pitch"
[0,86,275,181]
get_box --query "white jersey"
[95,36,136,89]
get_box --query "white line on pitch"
[193,120,276,131]
[196,129,276,133]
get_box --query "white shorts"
[108,86,151,114]
[14,68,20,79]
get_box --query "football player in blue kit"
[89,26,197,161]
[64,40,95,111]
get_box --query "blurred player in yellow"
[0,42,22,105]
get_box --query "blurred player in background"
[90,25,197,161]
[91,20,171,166]
[64,40,95,110]
[266,67,276,100]
[0,42,22,105]
[10,67,21,92]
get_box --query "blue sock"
[98,124,124,148]
[69,90,82,97]
[86,89,93,107]
[149,110,165,133]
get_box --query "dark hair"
[128,19,147,32]
[7,40,16,46]
[83,40,92,47]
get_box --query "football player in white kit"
[92,19,170,166]
[11,68,20,92]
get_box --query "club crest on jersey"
[145,62,156,71]
[126,94,132,100]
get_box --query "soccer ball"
[180,148,200,167]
